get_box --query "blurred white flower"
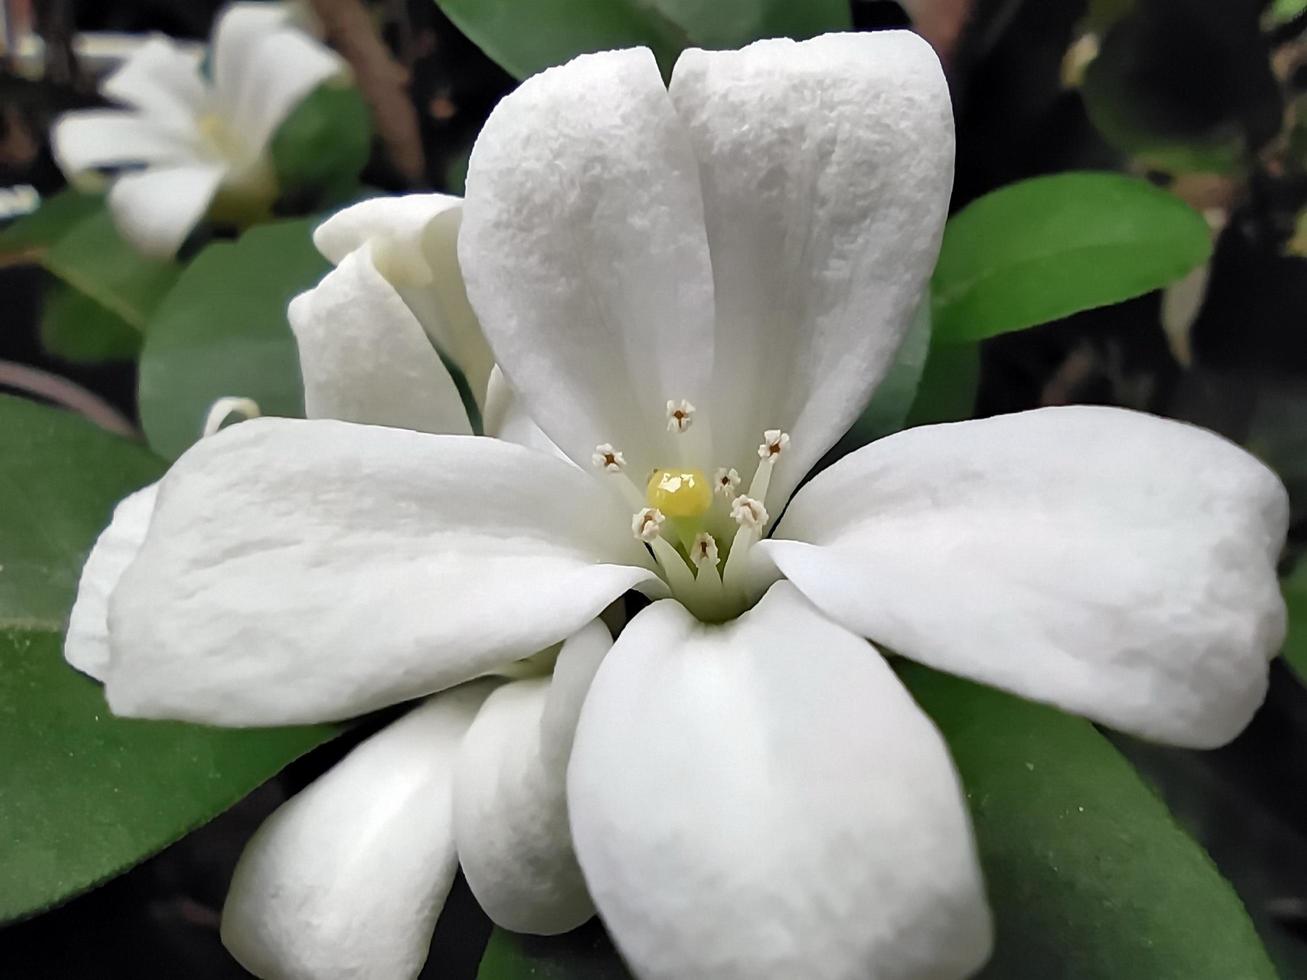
[67,30,1289,980]
[51,2,344,257]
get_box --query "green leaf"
[1272,0,1307,23]
[479,921,631,979]
[42,209,181,331]
[0,396,334,921]
[839,300,932,448]
[434,0,849,80]
[139,219,327,459]
[270,82,372,205]
[904,339,981,428]
[0,395,161,632]
[1282,562,1307,684]
[899,662,1277,979]
[0,189,102,263]
[931,173,1212,344]
[39,283,142,365]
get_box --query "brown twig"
[0,360,138,437]
[307,0,425,185]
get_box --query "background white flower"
[50,2,344,257]
[65,30,1287,980]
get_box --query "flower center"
[590,406,790,623]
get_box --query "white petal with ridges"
[668,32,955,506]
[222,27,343,157]
[105,418,661,725]
[221,682,494,980]
[568,583,991,980]
[453,620,610,934]
[65,483,158,681]
[288,243,471,434]
[763,406,1289,748]
[100,36,207,129]
[460,48,716,478]
[483,366,565,459]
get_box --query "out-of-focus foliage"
[270,82,373,210]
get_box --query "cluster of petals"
[66,28,1287,980]
[51,1,343,256]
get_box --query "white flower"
[50,2,344,257]
[66,31,1288,980]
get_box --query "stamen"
[691,532,720,569]
[591,443,627,473]
[666,399,696,433]
[757,429,790,459]
[713,467,741,498]
[730,495,768,530]
[202,396,261,438]
[632,507,666,543]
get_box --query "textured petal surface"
[100,36,207,129]
[51,110,199,179]
[483,366,565,459]
[222,27,343,156]
[668,32,954,506]
[569,583,991,980]
[64,483,158,682]
[105,418,660,725]
[763,406,1290,748]
[222,683,493,980]
[460,48,716,477]
[454,620,610,934]
[288,243,471,434]
[107,162,225,257]
[314,195,494,406]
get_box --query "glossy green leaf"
[0,395,161,631]
[899,662,1277,979]
[138,219,327,459]
[931,173,1212,344]
[434,0,850,80]
[270,82,372,206]
[479,921,631,979]
[0,189,101,263]
[42,210,180,331]
[1282,563,1307,684]
[39,284,142,365]
[0,396,334,921]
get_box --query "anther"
[666,399,696,433]
[757,429,790,459]
[714,467,741,498]
[730,495,768,530]
[691,532,720,568]
[591,443,626,473]
[632,507,666,543]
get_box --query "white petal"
[212,0,299,100]
[51,110,199,180]
[105,418,660,725]
[222,682,493,980]
[107,163,226,257]
[568,582,991,980]
[288,243,471,434]
[100,36,207,129]
[220,27,345,157]
[460,48,716,478]
[483,366,565,460]
[763,406,1290,748]
[314,195,495,407]
[453,620,610,934]
[65,483,159,681]
[667,32,954,505]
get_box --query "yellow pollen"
[645,468,712,518]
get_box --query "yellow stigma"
[646,468,712,518]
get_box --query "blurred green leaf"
[931,173,1211,344]
[39,284,142,365]
[0,396,334,922]
[1082,0,1281,173]
[42,209,181,331]
[270,82,372,206]
[900,662,1277,979]
[905,339,981,427]
[0,189,101,263]
[479,921,631,979]
[138,219,326,459]
[1272,0,1307,22]
[0,395,160,632]
[834,300,932,453]
[1283,563,1307,684]
[433,0,849,79]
